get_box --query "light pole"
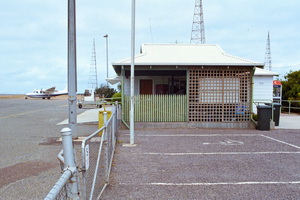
[103,34,109,86]
[130,0,135,145]
[68,0,78,139]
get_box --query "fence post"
[103,112,109,183]
[61,128,79,199]
[112,104,116,146]
[288,100,291,114]
[115,101,119,129]
[103,112,108,140]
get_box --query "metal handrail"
[281,100,300,114]
[44,167,75,200]
[81,103,119,200]
[45,102,120,200]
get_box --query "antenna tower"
[87,39,98,90]
[190,0,206,44]
[264,31,272,71]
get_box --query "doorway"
[140,79,153,94]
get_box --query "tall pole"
[130,0,135,145]
[103,34,109,86]
[68,0,78,138]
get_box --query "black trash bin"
[257,105,272,131]
[273,103,281,126]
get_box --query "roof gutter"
[112,62,264,67]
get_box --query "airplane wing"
[45,86,56,94]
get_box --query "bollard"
[61,128,79,199]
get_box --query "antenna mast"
[264,31,272,71]
[87,39,98,90]
[190,0,206,44]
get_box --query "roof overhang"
[106,76,121,85]
[254,68,279,76]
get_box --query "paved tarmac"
[101,128,300,200]
[1,97,299,199]
[0,98,98,200]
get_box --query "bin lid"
[257,105,272,109]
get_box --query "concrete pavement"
[277,113,300,129]
[57,105,113,125]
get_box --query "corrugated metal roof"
[113,43,264,67]
[254,68,279,76]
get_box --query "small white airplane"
[25,86,68,99]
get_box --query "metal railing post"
[103,112,109,183]
[115,101,119,129]
[103,112,108,140]
[289,100,291,114]
[112,104,116,147]
[61,128,79,199]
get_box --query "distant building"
[253,68,279,114]
[112,44,264,129]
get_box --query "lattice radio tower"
[87,39,98,90]
[264,31,272,71]
[190,0,206,44]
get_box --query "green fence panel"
[123,95,187,122]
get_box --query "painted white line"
[139,151,300,156]
[261,134,300,150]
[0,109,44,120]
[120,181,300,186]
[126,134,260,137]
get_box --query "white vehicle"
[77,90,104,109]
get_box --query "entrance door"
[140,79,153,94]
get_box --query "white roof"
[254,68,279,76]
[113,44,264,67]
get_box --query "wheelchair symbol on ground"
[203,139,244,146]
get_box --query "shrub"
[111,92,121,102]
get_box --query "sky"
[0,0,299,94]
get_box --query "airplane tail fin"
[60,84,68,93]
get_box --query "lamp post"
[103,34,109,86]
[68,0,78,139]
[130,0,135,145]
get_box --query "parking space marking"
[261,134,300,150]
[137,134,259,137]
[120,181,300,186]
[141,151,300,156]
[203,139,244,145]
